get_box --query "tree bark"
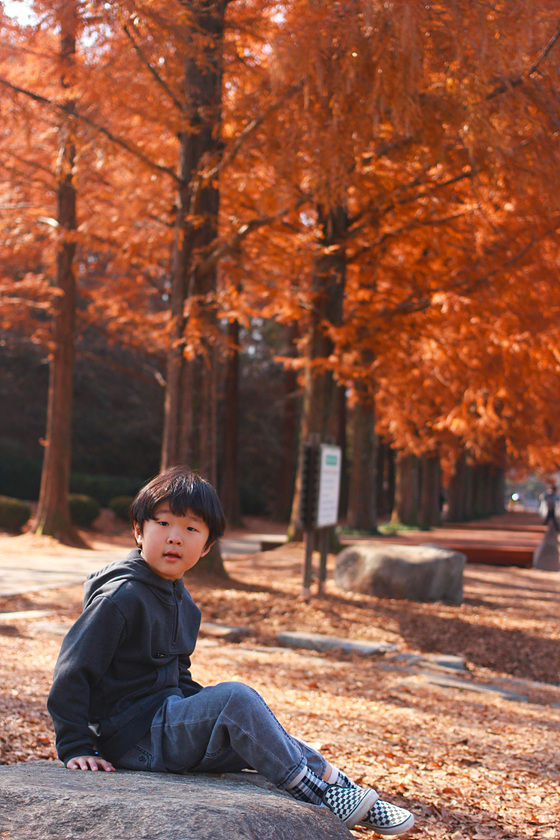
[346,398,378,532]
[273,325,299,521]
[490,464,506,515]
[446,452,461,522]
[288,204,348,540]
[220,318,241,524]
[161,1,226,473]
[447,451,474,521]
[33,0,83,546]
[418,452,441,529]
[161,1,228,574]
[392,452,420,526]
[376,440,396,518]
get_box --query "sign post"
[316,444,342,595]
[298,439,342,598]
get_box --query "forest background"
[2,0,560,557]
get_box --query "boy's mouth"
[164,551,181,560]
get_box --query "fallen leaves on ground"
[0,540,559,840]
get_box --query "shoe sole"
[342,788,380,828]
[359,812,415,835]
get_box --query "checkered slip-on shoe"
[322,784,379,828]
[360,799,415,835]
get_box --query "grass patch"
[378,519,424,534]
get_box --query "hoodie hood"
[83,548,185,609]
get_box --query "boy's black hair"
[130,466,226,549]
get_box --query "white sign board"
[316,444,342,528]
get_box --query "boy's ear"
[133,522,143,545]
[200,541,215,558]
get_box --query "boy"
[48,466,415,835]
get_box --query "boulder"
[335,543,466,604]
[0,760,354,840]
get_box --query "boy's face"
[134,503,212,580]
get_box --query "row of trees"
[2,1,560,553]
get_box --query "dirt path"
[0,528,558,840]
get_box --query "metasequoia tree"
[1,0,295,549]
[79,1,235,568]
[160,1,227,481]
[87,0,299,523]
[81,2,307,545]
[33,0,81,542]
[4,0,560,543]
[0,1,177,541]
[0,2,88,543]
[283,1,560,528]
[245,0,429,537]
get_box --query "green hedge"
[69,494,101,528]
[69,474,144,507]
[0,495,31,532]
[0,439,42,500]
[109,495,134,522]
[0,439,147,506]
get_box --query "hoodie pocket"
[152,655,179,692]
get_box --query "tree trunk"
[335,382,349,520]
[448,451,478,521]
[273,325,299,521]
[376,440,386,516]
[288,204,348,540]
[346,398,377,532]
[490,464,506,515]
[448,451,505,522]
[447,452,464,521]
[161,1,227,574]
[161,1,226,471]
[392,452,420,526]
[418,452,441,529]
[376,440,396,518]
[33,1,83,546]
[489,438,506,515]
[220,318,241,525]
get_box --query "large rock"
[0,761,354,840]
[335,543,466,604]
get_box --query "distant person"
[540,485,559,531]
[48,466,415,836]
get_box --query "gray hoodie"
[47,549,203,765]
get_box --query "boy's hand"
[66,756,116,772]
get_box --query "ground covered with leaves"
[0,536,558,840]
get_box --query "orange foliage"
[1,1,560,482]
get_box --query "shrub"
[69,494,101,528]
[0,438,42,501]
[240,482,269,516]
[0,495,31,532]
[109,495,134,522]
[70,473,144,507]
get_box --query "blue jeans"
[117,682,326,789]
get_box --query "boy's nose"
[167,531,182,544]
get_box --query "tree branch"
[376,227,556,322]
[188,79,305,216]
[123,24,185,114]
[203,80,305,183]
[348,169,473,233]
[198,195,308,277]
[0,76,180,182]
[487,21,560,99]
